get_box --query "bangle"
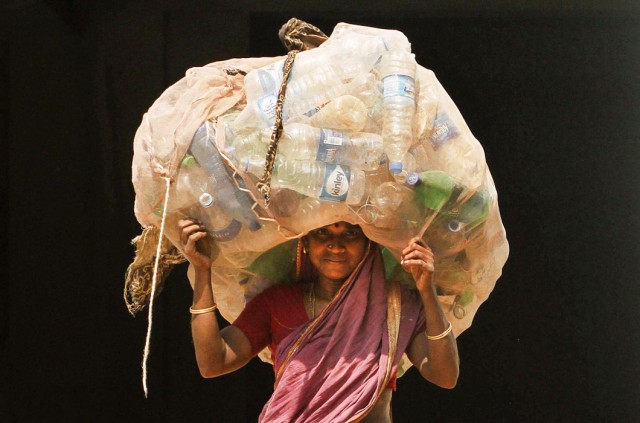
[189,304,217,315]
[426,321,452,340]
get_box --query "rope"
[256,50,298,206]
[142,176,172,397]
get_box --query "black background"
[3,1,640,422]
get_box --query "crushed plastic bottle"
[307,94,368,132]
[173,155,242,241]
[189,122,261,232]
[370,181,422,229]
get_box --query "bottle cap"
[405,172,420,186]
[447,219,465,233]
[181,155,197,168]
[389,162,403,174]
[199,193,214,207]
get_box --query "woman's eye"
[345,230,363,239]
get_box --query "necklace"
[309,282,315,319]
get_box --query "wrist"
[416,275,437,295]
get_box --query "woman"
[180,219,459,422]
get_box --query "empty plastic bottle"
[283,59,371,119]
[413,170,457,211]
[308,94,368,132]
[189,122,261,232]
[380,50,417,177]
[226,127,269,176]
[370,181,422,229]
[174,155,242,241]
[278,123,384,171]
[271,159,366,205]
[233,61,284,129]
[456,189,490,228]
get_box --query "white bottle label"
[320,164,351,202]
[257,94,278,125]
[382,75,415,100]
[316,129,347,163]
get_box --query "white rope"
[142,176,172,397]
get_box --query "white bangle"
[426,321,452,340]
[189,304,217,315]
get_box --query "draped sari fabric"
[259,244,423,422]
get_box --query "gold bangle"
[426,321,452,340]
[189,305,217,315]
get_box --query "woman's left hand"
[401,237,435,293]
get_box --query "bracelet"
[426,321,452,340]
[189,304,218,315]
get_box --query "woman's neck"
[314,278,344,301]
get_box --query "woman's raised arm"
[401,237,460,389]
[179,219,254,378]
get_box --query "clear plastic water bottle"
[393,151,418,185]
[278,123,384,171]
[380,50,417,178]
[233,61,284,129]
[174,155,242,241]
[189,122,262,232]
[370,181,421,229]
[348,72,383,133]
[226,127,269,176]
[271,158,366,205]
[284,59,370,119]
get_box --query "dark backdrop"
[3,1,640,422]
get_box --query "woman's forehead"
[325,221,361,230]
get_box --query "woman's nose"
[328,237,346,251]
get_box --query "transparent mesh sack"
[129,22,509,342]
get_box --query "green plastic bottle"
[456,190,490,227]
[414,170,456,211]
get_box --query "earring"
[328,244,333,249]
[302,247,307,254]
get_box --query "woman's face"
[304,222,368,284]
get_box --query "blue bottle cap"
[389,161,403,174]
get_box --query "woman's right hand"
[178,219,211,271]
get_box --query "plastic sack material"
[129,22,509,352]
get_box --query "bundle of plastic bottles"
[131,23,509,337]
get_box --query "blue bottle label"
[320,164,351,202]
[316,129,347,163]
[382,75,415,100]
[430,112,459,148]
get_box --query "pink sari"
[259,244,423,422]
